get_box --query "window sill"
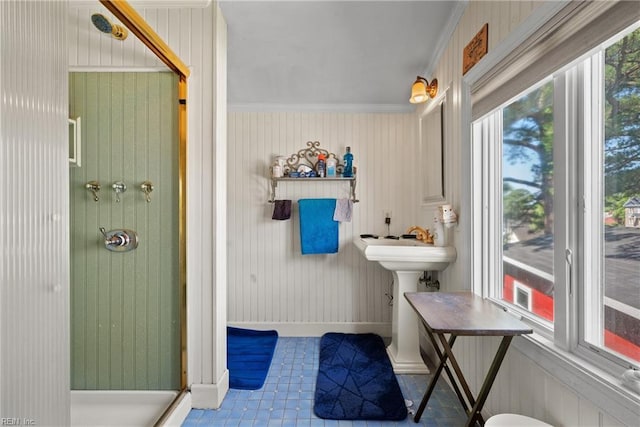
[513,332,640,426]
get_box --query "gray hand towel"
[333,198,353,222]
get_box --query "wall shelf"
[268,141,358,203]
[269,176,358,203]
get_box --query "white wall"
[68,1,227,407]
[227,112,422,334]
[1,1,70,424]
[425,1,635,425]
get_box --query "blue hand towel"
[298,199,339,255]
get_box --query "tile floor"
[182,337,467,426]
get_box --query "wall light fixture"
[409,76,438,104]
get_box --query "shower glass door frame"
[99,0,189,412]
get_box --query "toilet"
[485,413,553,426]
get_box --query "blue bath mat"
[227,326,278,390]
[314,333,407,421]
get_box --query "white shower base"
[71,390,178,426]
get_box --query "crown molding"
[228,103,415,114]
[69,0,211,8]
[421,0,468,79]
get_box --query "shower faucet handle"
[140,180,154,203]
[99,227,139,252]
[112,181,127,203]
[85,180,101,202]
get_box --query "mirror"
[419,90,446,203]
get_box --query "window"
[474,23,640,370]
[501,80,555,326]
[583,27,640,365]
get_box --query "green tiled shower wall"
[69,72,180,390]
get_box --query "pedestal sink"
[354,236,457,373]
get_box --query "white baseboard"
[227,322,392,337]
[190,370,229,410]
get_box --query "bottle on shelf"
[317,153,326,178]
[326,157,337,177]
[343,146,354,177]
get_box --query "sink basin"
[354,236,457,374]
[353,237,456,271]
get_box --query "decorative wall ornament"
[279,141,342,176]
[463,23,488,75]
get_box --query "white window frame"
[473,74,567,341]
[578,50,607,364]
[461,5,640,424]
[474,37,640,368]
[577,29,640,372]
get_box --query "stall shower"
[68,72,180,425]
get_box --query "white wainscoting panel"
[1,1,70,424]
[227,112,419,331]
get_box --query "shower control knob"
[99,227,139,252]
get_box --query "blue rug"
[314,333,407,420]
[227,326,278,390]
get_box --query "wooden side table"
[405,292,532,426]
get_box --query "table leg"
[438,334,486,426]
[413,333,461,422]
[465,336,513,427]
[431,333,469,413]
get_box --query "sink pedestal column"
[386,270,429,374]
[352,236,456,374]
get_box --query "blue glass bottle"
[343,146,353,177]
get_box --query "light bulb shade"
[410,80,428,104]
[409,77,438,104]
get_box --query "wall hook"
[140,180,154,203]
[85,181,101,202]
[112,181,127,203]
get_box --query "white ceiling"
[219,1,466,111]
